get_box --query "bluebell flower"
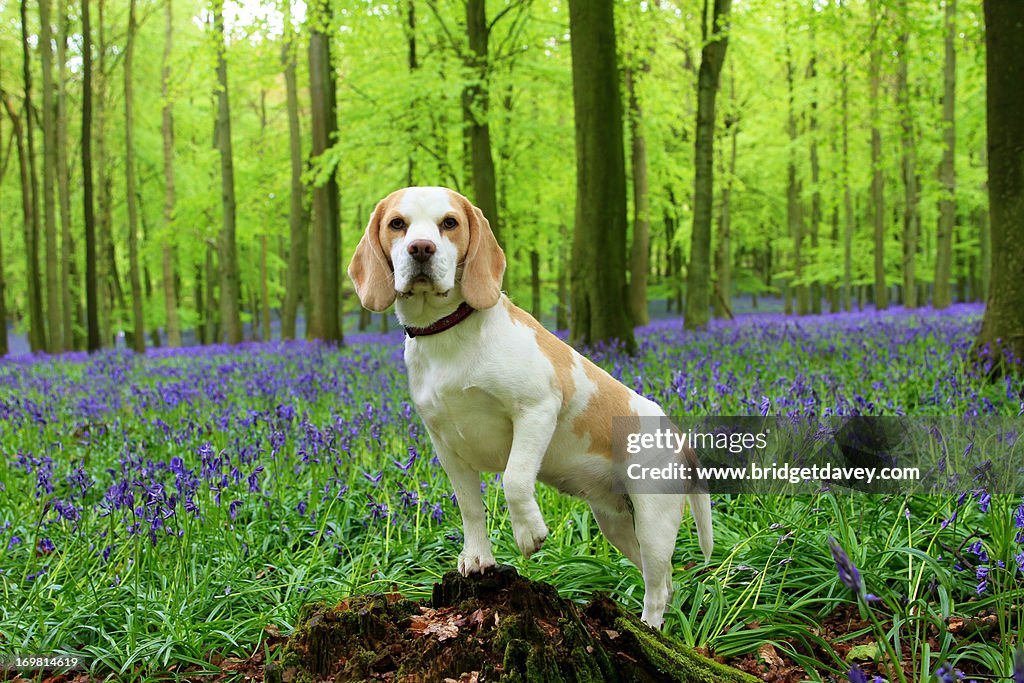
[828,536,863,596]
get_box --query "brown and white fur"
[348,186,713,628]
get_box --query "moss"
[267,567,757,683]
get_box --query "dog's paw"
[513,515,549,559]
[458,549,496,576]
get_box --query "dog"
[347,186,713,628]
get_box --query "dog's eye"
[388,217,406,231]
[441,216,458,230]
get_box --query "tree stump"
[265,565,756,682]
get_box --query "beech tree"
[306,0,342,344]
[934,0,957,310]
[976,0,1024,368]
[213,0,243,345]
[566,0,634,350]
[685,0,732,331]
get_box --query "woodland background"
[0,0,1017,357]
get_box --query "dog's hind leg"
[590,502,642,569]
[632,493,685,629]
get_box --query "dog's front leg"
[436,449,496,575]
[504,401,560,558]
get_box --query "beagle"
[348,186,713,628]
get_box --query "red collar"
[404,302,476,338]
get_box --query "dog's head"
[348,187,506,312]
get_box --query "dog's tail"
[687,492,714,561]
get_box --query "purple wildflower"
[828,536,863,596]
[935,665,965,682]
[847,663,868,683]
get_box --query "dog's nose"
[407,240,436,263]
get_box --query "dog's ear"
[348,200,396,312]
[461,201,505,310]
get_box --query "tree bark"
[56,0,78,350]
[463,0,501,244]
[159,0,181,347]
[785,41,807,316]
[281,5,306,341]
[205,239,220,344]
[715,110,737,321]
[934,0,957,310]
[97,0,125,347]
[896,18,920,309]
[556,222,568,330]
[20,0,47,352]
[260,234,271,341]
[684,0,732,331]
[841,62,854,313]
[406,0,418,184]
[214,1,244,345]
[39,0,62,352]
[266,566,758,683]
[123,0,146,354]
[529,249,541,319]
[807,54,822,315]
[80,0,100,352]
[626,64,650,327]
[0,94,30,356]
[307,0,342,344]
[568,0,635,351]
[869,0,887,311]
[976,0,1024,369]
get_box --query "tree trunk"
[20,0,47,352]
[463,0,501,244]
[307,0,342,344]
[281,8,306,341]
[530,249,541,319]
[261,234,271,341]
[80,0,100,352]
[123,0,146,354]
[934,0,956,310]
[896,18,920,310]
[406,0,418,184]
[980,203,990,300]
[976,0,1024,369]
[869,0,887,311]
[556,222,568,330]
[0,198,5,354]
[205,240,220,344]
[97,0,125,347]
[807,55,822,315]
[265,566,758,683]
[567,0,635,351]
[214,1,244,345]
[684,0,732,331]
[626,64,651,327]
[56,1,78,350]
[0,94,31,356]
[785,43,807,316]
[715,112,737,320]
[841,63,854,313]
[39,0,63,352]
[159,0,181,347]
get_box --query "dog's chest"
[404,343,517,470]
